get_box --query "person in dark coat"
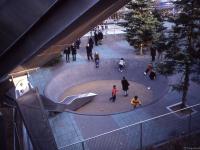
[121,76,130,96]
[88,37,94,49]
[98,31,103,40]
[75,38,81,49]
[86,44,93,61]
[64,46,71,62]
[150,47,156,62]
[98,31,103,45]
[149,70,156,80]
[94,31,98,46]
[71,43,77,61]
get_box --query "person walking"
[75,38,81,49]
[121,77,130,96]
[64,46,70,62]
[150,47,156,62]
[131,96,142,108]
[98,30,103,45]
[94,31,98,46]
[71,43,77,61]
[101,24,104,30]
[118,58,125,72]
[109,85,118,102]
[86,44,93,61]
[88,37,94,49]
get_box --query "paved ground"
[44,34,168,115]
[30,33,200,149]
[63,80,154,114]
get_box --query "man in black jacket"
[86,43,93,61]
[71,43,77,61]
[94,31,98,46]
[64,46,71,62]
[150,47,156,62]
[98,30,103,45]
[121,77,130,96]
[88,37,94,49]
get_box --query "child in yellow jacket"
[131,96,142,108]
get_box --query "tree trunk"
[181,64,190,108]
[181,0,193,108]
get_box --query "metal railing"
[58,103,200,150]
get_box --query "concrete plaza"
[29,31,200,149]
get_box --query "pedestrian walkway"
[83,24,126,37]
[30,33,200,149]
[45,37,168,112]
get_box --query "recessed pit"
[60,80,155,115]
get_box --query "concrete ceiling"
[0,0,131,80]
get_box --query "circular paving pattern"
[60,80,154,115]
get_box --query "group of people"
[63,39,81,62]
[63,27,104,67]
[90,26,104,46]
[109,77,142,109]
[63,36,156,110]
[86,33,102,68]
[94,24,108,32]
[94,30,104,46]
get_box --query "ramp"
[60,93,97,111]
[40,95,67,112]
[16,89,97,149]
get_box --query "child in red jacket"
[109,85,118,102]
